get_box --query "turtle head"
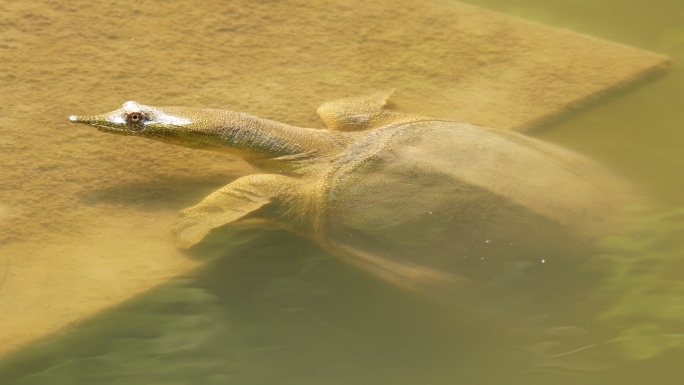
[69,101,194,137]
[70,100,339,162]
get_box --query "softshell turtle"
[70,91,635,296]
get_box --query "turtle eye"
[125,111,146,132]
[126,112,145,123]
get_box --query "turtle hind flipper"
[326,241,473,300]
[173,174,303,249]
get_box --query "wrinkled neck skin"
[154,107,352,172]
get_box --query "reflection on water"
[0,0,683,383]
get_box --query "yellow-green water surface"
[1,0,684,384]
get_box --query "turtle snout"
[69,115,95,124]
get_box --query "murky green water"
[1,0,683,384]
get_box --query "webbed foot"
[173,174,304,248]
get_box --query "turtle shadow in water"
[79,175,239,212]
[184,216,605,325]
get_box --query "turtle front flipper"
[173,174,306,249]
[317,90,429,131]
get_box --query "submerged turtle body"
[314,115,634,293]
[70,91,635,295]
